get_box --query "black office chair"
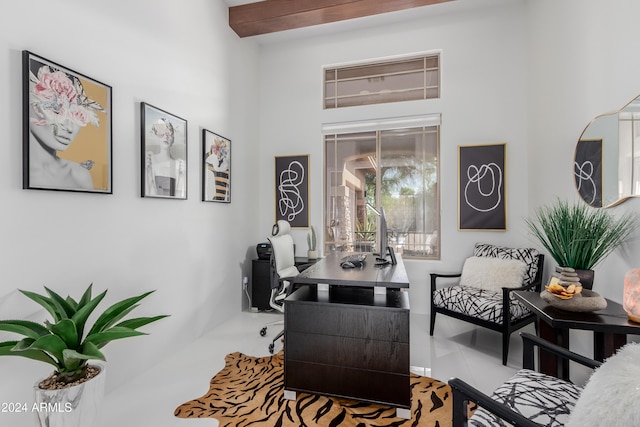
[259,220,308,353]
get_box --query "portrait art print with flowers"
[22,51,112,193]
[202,129,231,203]
[141,102,188,200]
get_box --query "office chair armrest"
[273,275,297,288]
[520,332,602,371]
[449,377,542,427]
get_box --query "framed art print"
[202,129,231,203]
[574,139,603,207]
[458,143,506,230]
[22,50,112,193]
[275,154,309,228]
[141,102,187,199]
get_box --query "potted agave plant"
[525,199,638,289]
[0,284,168,427]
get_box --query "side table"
[513,290,640,380]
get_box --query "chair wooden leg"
[502,331,510,365]
[430,310,436,336]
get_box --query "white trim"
[321,113,441,135]
[322,49,443,70]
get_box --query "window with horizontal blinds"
[324,125,440,259]
[324,54,440,109]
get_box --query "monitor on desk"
[367,204,396,265]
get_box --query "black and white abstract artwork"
[275,154,309,228]
[574,139,602,207]
[458,143,506,230]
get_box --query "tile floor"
[98,310,545,427]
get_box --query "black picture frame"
[202,129,231,203]
[458,143,506,231]
[23,50,113,193]
[574,139,603,207]
[275,154,309,228]
[141,102,187,199]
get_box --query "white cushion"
[473,243,540,285]
[459,256,527,292]
[566,342,640,427]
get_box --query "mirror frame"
[574,94,640,208]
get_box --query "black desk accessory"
[340,253,367,268]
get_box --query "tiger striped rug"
[174,351,452,426]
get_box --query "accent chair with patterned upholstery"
[430,243,544,365]
[450,332,640,426]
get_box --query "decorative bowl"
[540,288,607,312]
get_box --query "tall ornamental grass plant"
[525,199,638,270]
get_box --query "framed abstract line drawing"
[202,129,231,203]
[141,102,187,199]
[22,50,112,193]
[574,139,603,207]
[458,143,506,231]
[275,154,309,228]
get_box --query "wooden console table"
[513,290,640,380]
[284,252,411,417]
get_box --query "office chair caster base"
[259,327,267,336]
[268,343,275,354]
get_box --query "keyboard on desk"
[340,253,367,268]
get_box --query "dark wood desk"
[513,291,640,379]
[284,252,411,416]
[295,252,409,288]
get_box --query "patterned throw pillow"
[473,243,540,286]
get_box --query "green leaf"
[0,341,59,368]
[27,334,67,364]
[79,341,105,360]
[44,287,76,318]
[49,319,79,349]
[85,326,146,349]
[98,304,140,332]
[12,337,36,351]
[65,296,78,312]
[115,315,169,330]
[62,343,105,367]
[87,291,155,336]
[77,284,93,309]
[0,320,50,340]
[70,289,107,341]
[19,290,63,321]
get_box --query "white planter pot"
[33,363,106,427]
[307,250,318,260]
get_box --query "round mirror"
[574,95,640,207]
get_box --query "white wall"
[257,0,532,314]
[527,0,640,301]
[0,1,260,424]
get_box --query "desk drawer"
[286,331,408,373]
[285,360,410,408]
[285,303,409,343]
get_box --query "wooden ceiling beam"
[229,0,455,38]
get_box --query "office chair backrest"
[268,220,297,278]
